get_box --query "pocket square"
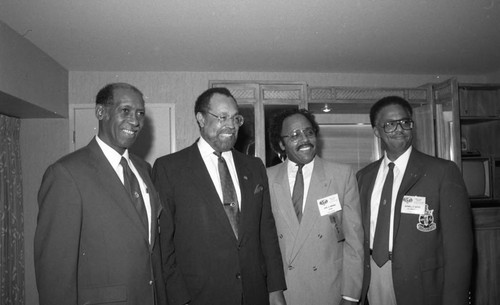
[254,184,264,194]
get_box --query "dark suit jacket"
[152,142,286,305]
[34,138,166,305]
[356,148,473,305]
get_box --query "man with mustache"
[357,96,473,305]
[267,108,363,305]
[153,87,286,305]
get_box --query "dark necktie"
[372,162,395,267]
[292,163,304,223]
[214,152,240,238]
[120,157,148,231]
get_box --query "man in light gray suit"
[266,108,364,305]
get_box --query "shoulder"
[356,158,382,179]
[316,157,352,173]
[233,149,264,166]
[266,161,286,178]
[154,144,195,166]
[410,149,459,172]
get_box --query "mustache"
[217,127,236,135]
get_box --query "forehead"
[282,114,312,133]
[111,88,144,108]
[376,104,411,123]
[208,93,238,113]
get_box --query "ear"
[279,140,286,152]
[95,104,105,120]
[196,112,205,127]
[373,126,381,138]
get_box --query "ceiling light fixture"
[322,104,331,113]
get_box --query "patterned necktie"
[372,162,395,267]
[214,151,240,238]
[292,163,304,223]
[120,157,148,231]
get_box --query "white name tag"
[317,194,342,216]
[401,195,426,214]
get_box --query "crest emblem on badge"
[417,204,436,232]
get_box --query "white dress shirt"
[197,137,242,209]
[369,146,412,251]
[96,135,152,243]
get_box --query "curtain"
[0,114,24,305]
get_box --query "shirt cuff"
[343,296,359,302]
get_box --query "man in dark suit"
[35,83,166,305]
[266,109,363,305]
[153,87,286,305]
[357,96,473,305]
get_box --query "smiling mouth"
[297,144,313,151]
[122,129,137,136]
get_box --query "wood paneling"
[471,207,500,305]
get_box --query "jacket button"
[149,280,153,285]
[236,273,241,279]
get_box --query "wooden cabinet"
[432,79,500,201]
[458,84,500,160]
[459,85,500,117]
[471,207,500,305]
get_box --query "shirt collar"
[286,157,315,172]
[197,136,233,159]
[383,146,412,171]
[96,135,129,167]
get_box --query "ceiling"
[1,0,499,75]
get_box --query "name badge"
[317,194,342,216]
[401,195,426,214]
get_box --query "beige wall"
[69,71,488,151]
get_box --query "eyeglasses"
[281,127,316,142]
[379,119,414,133]
[205,111,244,127]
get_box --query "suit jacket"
[152,142,286,305]
[34,138,166,305]
[267,156,364,305]
[356,148,473,305]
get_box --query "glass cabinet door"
[210,81,307,167]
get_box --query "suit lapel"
[359,160,382,238]
[187,144,238,242]
[131,154,162,249]
[393,150,423,240]
[87,139,149,242]
[273,162,300,235]
[233,152,253,245]
[290,158,329,263]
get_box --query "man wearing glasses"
[267,108,364,305]
[357,96,473,305]
[152,87,286,305]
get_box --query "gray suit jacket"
[267,156,364,305]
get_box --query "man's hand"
[269,290,286,305]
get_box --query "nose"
[127,112,141,126]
